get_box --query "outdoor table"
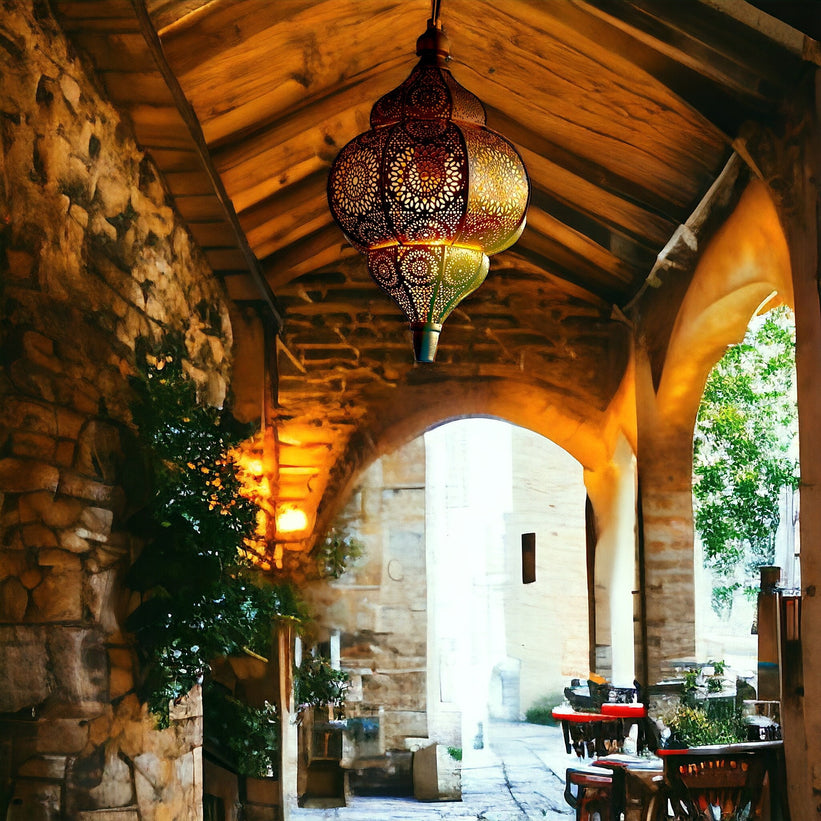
[553,705,651,758]
[594,754,663,821]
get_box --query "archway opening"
[297,417,590,810]
[424,418,589,755]
[692,305,800,680]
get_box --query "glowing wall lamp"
[276,505,309,536]
[328,2,530,362]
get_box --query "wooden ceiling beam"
[518,224,634,293]
[146,0,215,32]
[488,107,687,224]
[53,2,141,32]
[129,0,283,328]
[587,0,800,88]
[524,208,643,289]
[241,174,332,260]
[518,146,677,247]
[528,187,659,272]
[562,0,799,135]
[209,70,406,206]
[262,224,356,288]
[504,246,622,307]
[444,5,726,193]
[161,1,418,144]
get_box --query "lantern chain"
[431,0,442,27]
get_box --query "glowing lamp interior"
[276,506,309,535]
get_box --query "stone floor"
[293,721,579,820]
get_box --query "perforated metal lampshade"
[328,20,530,362]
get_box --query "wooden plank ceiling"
[52,0,813,413]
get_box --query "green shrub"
[665,703,745,748]
[125,336,305,726]
[525,694,563,725]
[294,655,349,712]
[204,683,279,778]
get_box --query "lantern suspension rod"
[430,0,443,27]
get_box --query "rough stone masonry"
[0,3,234,818]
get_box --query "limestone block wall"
[504,425,590,708]
[304,440,428,751]
[0,4,232,818]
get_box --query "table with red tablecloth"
[552,704,651,758]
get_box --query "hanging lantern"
[328,12,530,362]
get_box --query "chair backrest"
[663,752,765,820]
[564,766,624,821]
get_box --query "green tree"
[692,306,798,615]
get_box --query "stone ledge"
[75,810,140,820]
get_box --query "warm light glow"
[276,506,308,534]
[255,509,268,536]
[247,458,264,477]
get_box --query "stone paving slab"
[293,722,578,821]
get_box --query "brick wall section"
[636,408,698,683]
[0,4,232,819]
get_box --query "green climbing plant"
[692,306,799,615]
[125,335,305,727]
[316,528,364,579]
[203,686,280,778]
[294,654,350,713]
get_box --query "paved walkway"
[293,721,578,820]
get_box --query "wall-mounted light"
[276,505,309,535]
[328,1,530,362]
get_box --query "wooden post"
[276,622,297,821]
[757,566,781,701]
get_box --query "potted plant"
[651,663,786,820]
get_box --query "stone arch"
[314,376,616,538]
[638,177,793,683]
[306,376,639,687]
[658,179,793,429]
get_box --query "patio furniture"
[655,740,789,820]
[565,763,625,821]
[553,704,652,758]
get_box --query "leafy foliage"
[125,336,304,726]
[525,694,563,726]
[664,703,746,748]
[693,307,798,614]
[316,528,364,579]
[203,683,279,778]
[294,655,349,712]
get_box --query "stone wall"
[304,439,428,752]
[0,4,232,818]
[504,424,590,708]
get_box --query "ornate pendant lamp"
[327,2,530,362]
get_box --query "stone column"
[634,353,697,685]
[584,434,638,685]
